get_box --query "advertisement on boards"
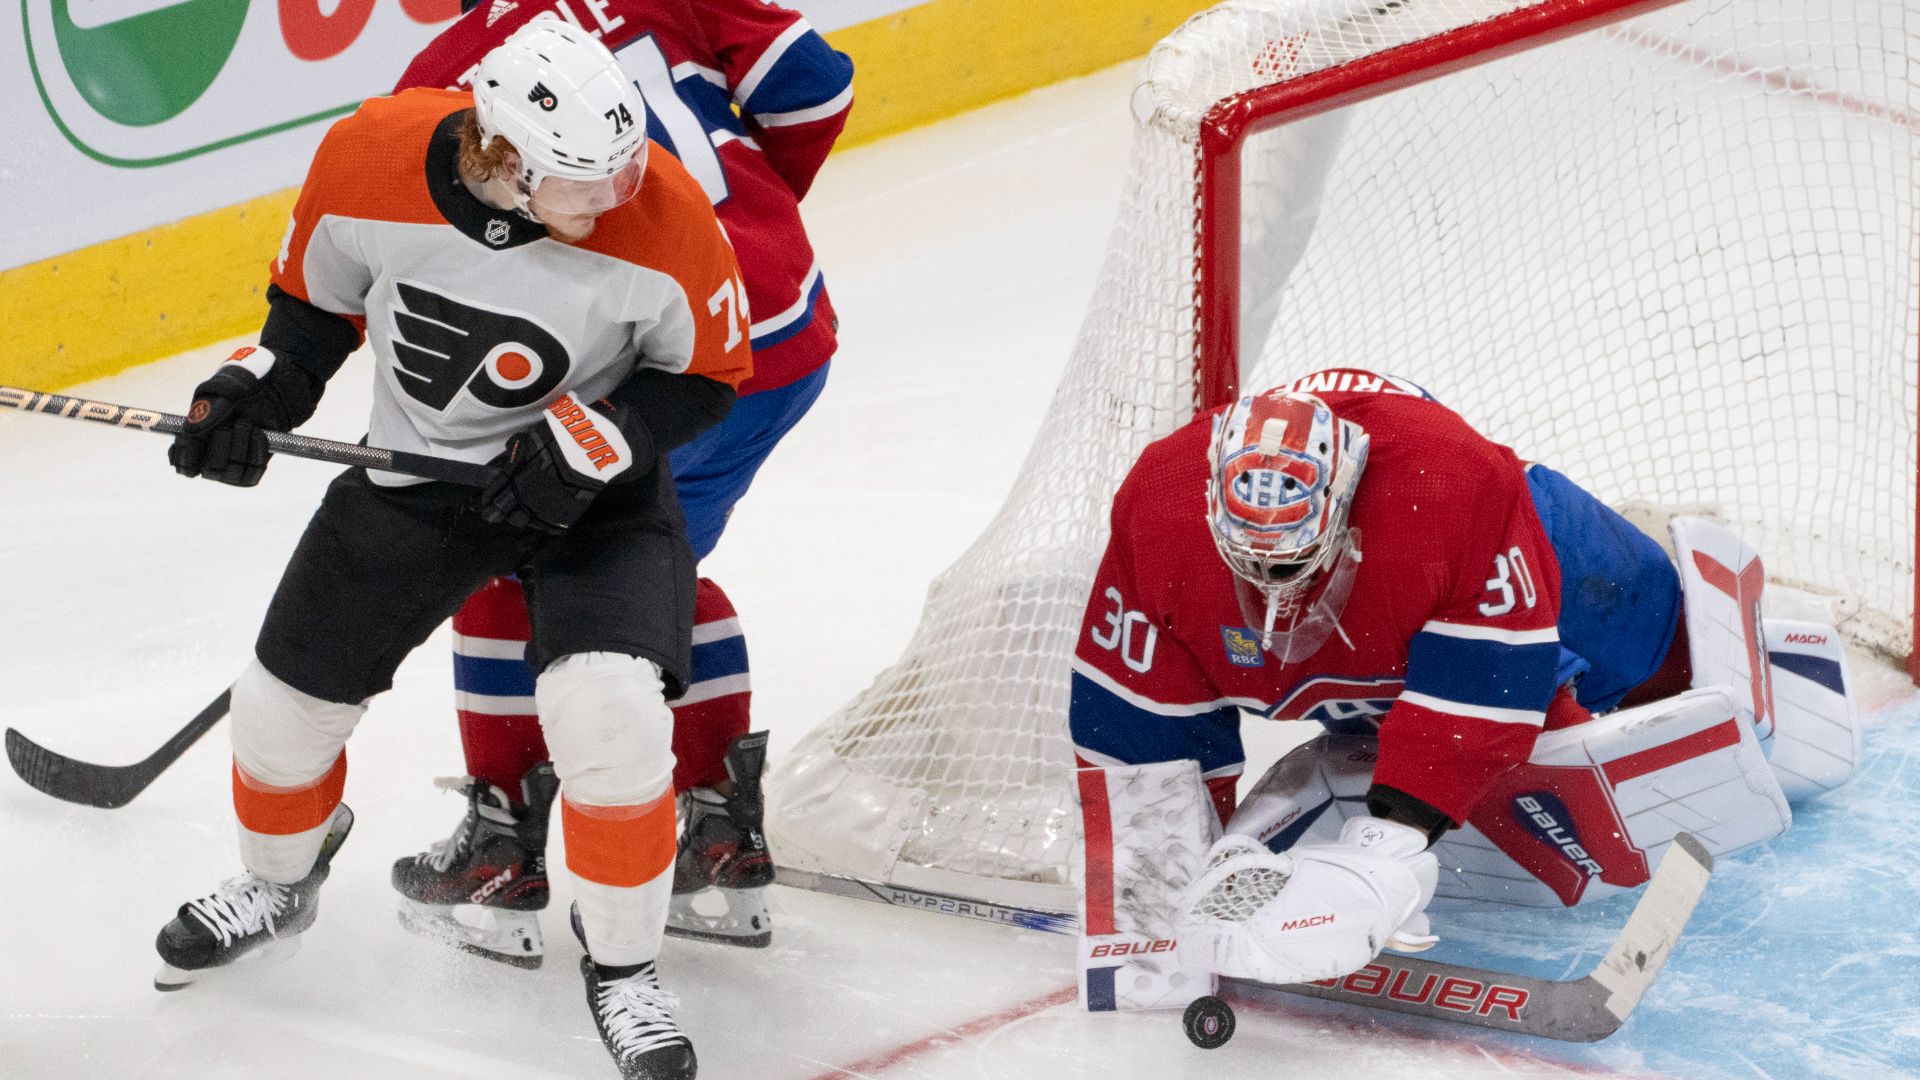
[3,0,914,270]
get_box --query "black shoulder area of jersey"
[425,110,550,251]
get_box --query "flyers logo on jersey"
[390,282,571,412]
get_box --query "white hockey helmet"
[472,19,648,218]
[1206,389,1370,656]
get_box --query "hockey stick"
[6,689,231,809]
[773,866,1080,934]
[0,386,497,488]
[773,832,1715,1042]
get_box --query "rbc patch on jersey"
[1220,627,1265,668]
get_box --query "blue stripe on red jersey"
[740,27,855,118]
[690,634,749,684]
[750,269,825,350]
[1405,623,1562,714]
[455,653,535,698]
[668,71,748,142]
[1069,667,1245,778]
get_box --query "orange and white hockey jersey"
[271,88,752,484]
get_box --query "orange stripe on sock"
[562,790,676,888]
[232,753,346,836]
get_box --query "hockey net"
[769,0,1920,909]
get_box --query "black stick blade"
[5,727,140,809]
[3,689,230,810]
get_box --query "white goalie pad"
[1224,701,1788,910]
[1226,731,1375,849]
[1436,687,1789,908]
[1669,516,1775,745]
[1075,761,1219,1011]
[1761,619,1862,802]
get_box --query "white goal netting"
[769,0,1920,908]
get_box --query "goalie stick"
[0,386,497,488]
[775,832,1715,1042]
[6,689,231,809]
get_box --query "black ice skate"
[154,803,354,991]
[391,763,558,969]
[667,732,773,948]
[573,905,697,1080]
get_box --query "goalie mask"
[473,20,649,219]
[1206,390,1370,663]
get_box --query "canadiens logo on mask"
[1206,391,1370,665]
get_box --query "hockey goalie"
[1071,369,1864,1011]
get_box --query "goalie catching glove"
[481,393,638,533]
[169,346,324,487]
[1176,816,1438,985]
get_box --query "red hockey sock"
[671,578,752,791]
[452,577,549,806]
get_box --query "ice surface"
[1,62,1916,1080]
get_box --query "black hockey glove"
[481,394,638,533]
[169,346,323,487]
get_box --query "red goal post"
[770,0,1920,910]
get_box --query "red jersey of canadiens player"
[388,0,853,967]
[1071,368,1862,995]
[1073,370,1585,828]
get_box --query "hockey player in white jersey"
[152,22,749,1080]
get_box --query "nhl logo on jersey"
[1220,627,1265,668]
[485,219,512,246]
[528,82,558,111]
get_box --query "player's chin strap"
[1254,530,1363,663]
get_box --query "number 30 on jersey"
[1090,587,1158,673]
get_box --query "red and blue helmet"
[1205,389,1369,608]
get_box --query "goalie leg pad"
[1075,760,1219,1011]
[1446,687,1789,908]
[1669,516,1775,744]
[1761,619,1862,802]
[1228,732,1375,852]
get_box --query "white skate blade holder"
[154,933,304,991]
[394,897,544,969]
[666,886,772,948]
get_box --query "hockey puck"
[1183,995,1236,1049]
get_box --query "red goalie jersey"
[396,0,852,395]
[1070,371,1571,828]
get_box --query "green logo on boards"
[20,0,450,168]
[49,0,249,127]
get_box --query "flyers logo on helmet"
[389,282,572,412]
[528,81,558,111]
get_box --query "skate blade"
[666,888,772,949]
[153,935,303,991]
[395,898,543,970]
